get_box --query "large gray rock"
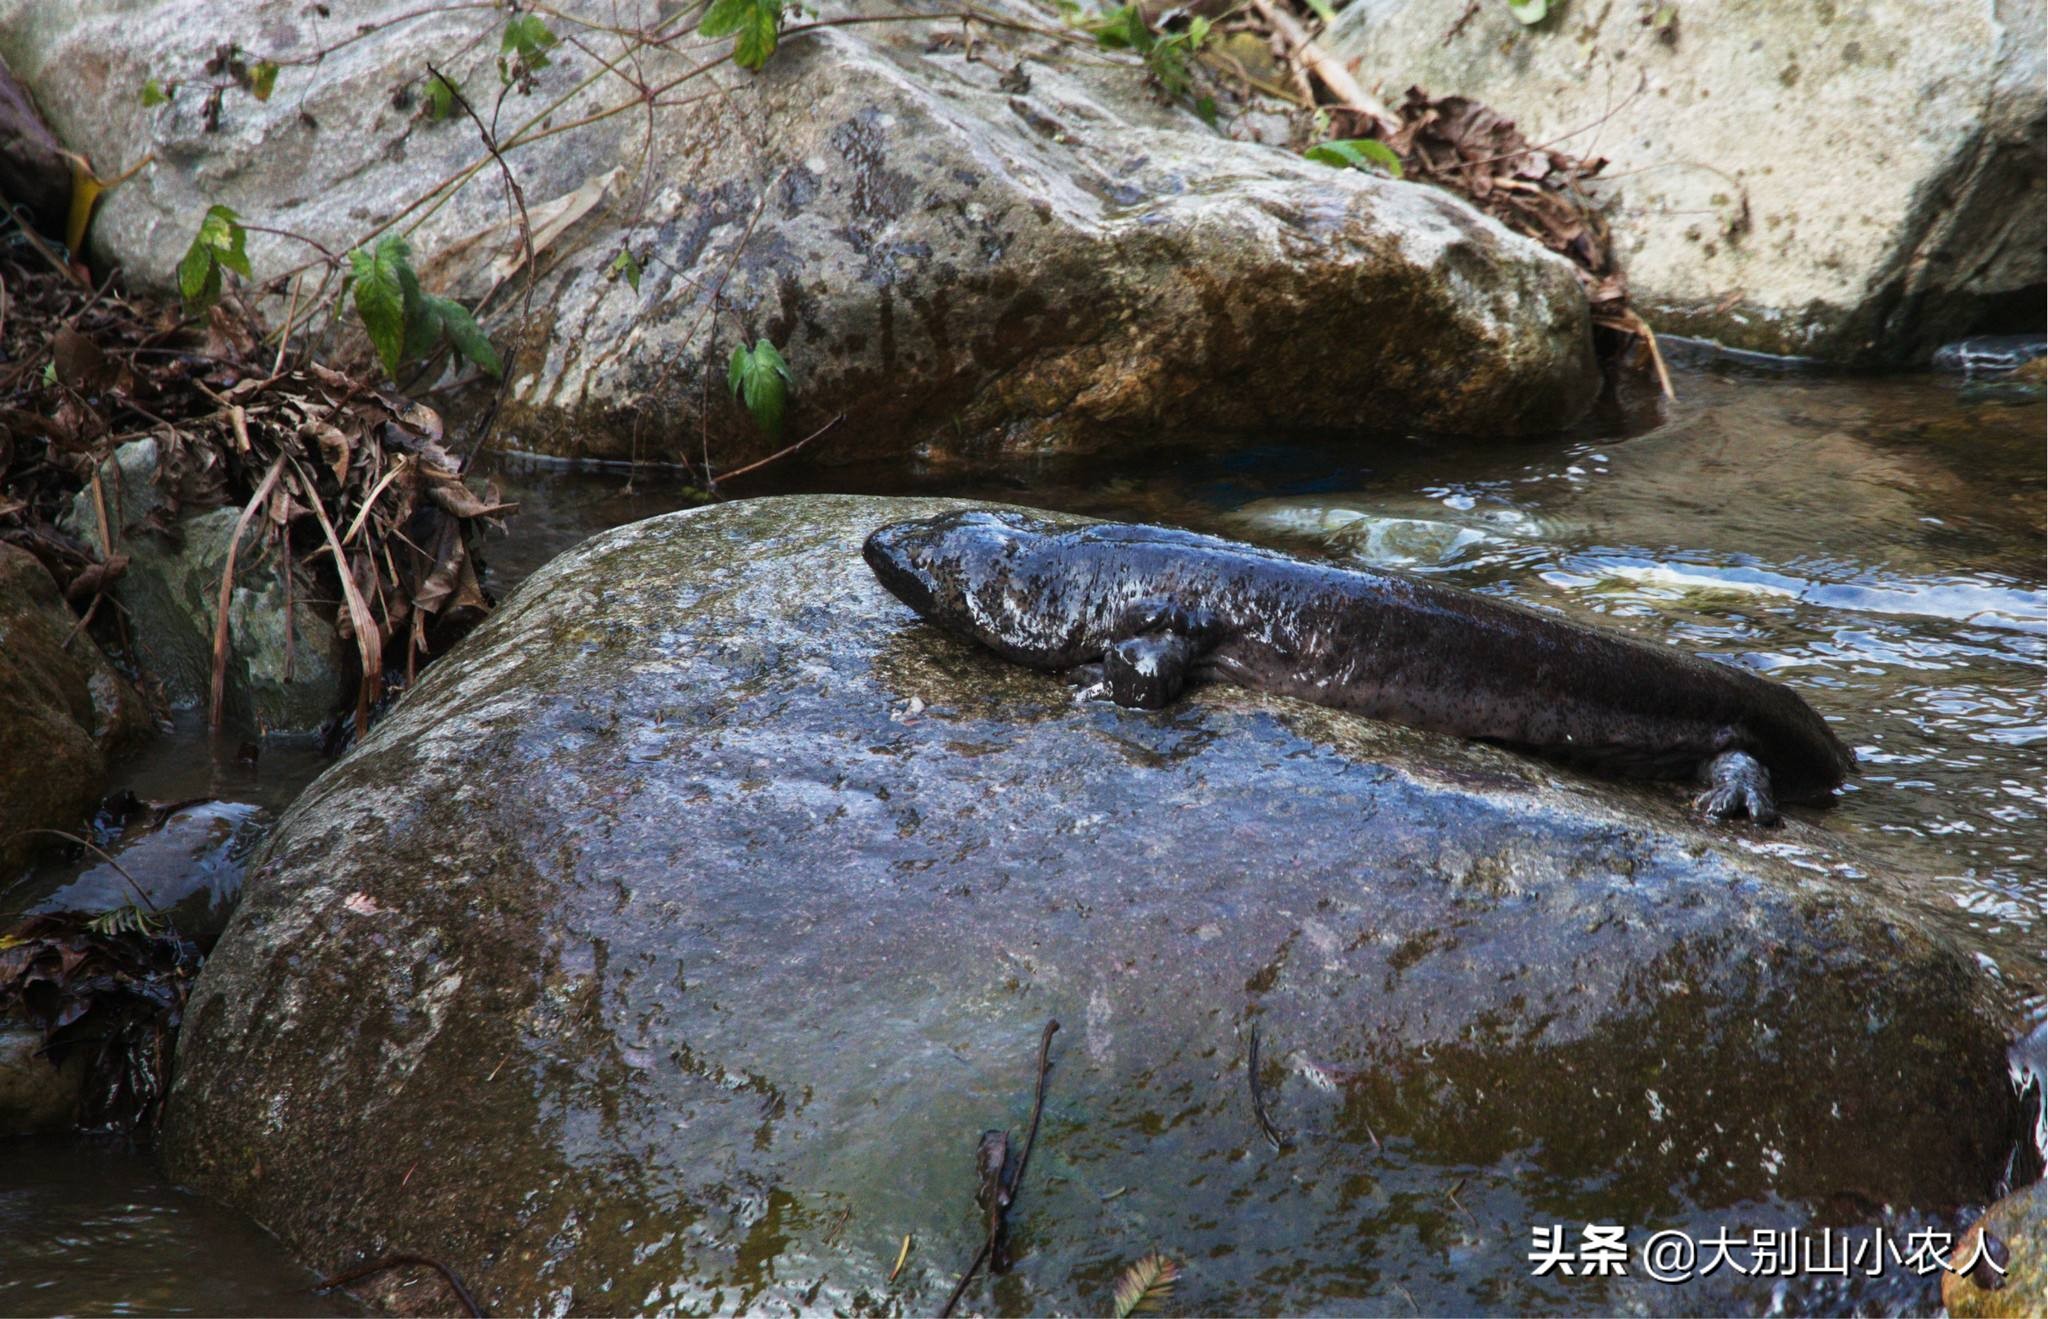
[0,541,149,878]
[1328,0,2047,363]
[165,495,2023,1314]
[63,439,348,734]
[0,0,1599,464]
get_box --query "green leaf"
[424,72,456,120]
[607,248,642,292]
[1194,94,1218,128]
[501,13,558,69]
[727,338,791,438]
[1085,5,1150,51]
[348,232,412,378]
[1506,0,1548,25]
[428,295,502,376]
[1302,0,1337,23]
[249,60,279,101]
[140,78,172,107]
[178,204,248,309]
[700,0,782,70]
[1304,137,1404,179]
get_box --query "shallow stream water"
[4,360,2042,1312]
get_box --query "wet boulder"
[1327,0,2047,364]
[0,0,1598,463]
[164,495,2025,1313]
[0,541,149,877]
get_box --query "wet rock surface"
[167,494,2023,1313]
[0,0,1598,463]
[62,439,348,734]
[10,800,267,954]
[0,541,149,877]
[1327,0,2047,364]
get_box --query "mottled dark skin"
[864,511,1858,824]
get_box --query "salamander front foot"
[1695,750,1780,826]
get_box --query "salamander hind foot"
[1695,749,1780,826]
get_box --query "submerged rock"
[1933,335,2048,376]
[167,495,2025,1313]
[1327,0,2046,364]
[63,439,348,734]
[0,542,148,877]
[0,0,1598,462]
[16,801,266,954]
[1944,1181,2048,1318]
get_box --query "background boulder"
[1328,0,2046,363]
[0,0,1600,465]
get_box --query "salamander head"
[863,510,1082,661]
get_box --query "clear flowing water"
[6,361,2042,1312]
[0,1139,345,1315]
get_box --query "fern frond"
[1112,1252,1180,1318]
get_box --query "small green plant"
[87,905,165,938]
[178,204,252,309]
[423,71,457,121]
[699,0,787,71]
[1305,137,1404,179]
[728,338,792,438]
[1068,4,1214,116]
[499,13,558,85]
[1506,0,1549,25]
[139,78,173,106]
[607,247,643,292]
[346,232,501,380]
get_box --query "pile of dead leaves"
[0,237,513,735]
[1374,88,1626,321]
[1240,0,1666,389]
[0,909,199,1137]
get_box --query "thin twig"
[1445,1176,1478,1229]
[1248,0,1392,129]
[710,412,844,485]
[1612,308,1674,399]
[312,1253,484,1317]
[12,829,160,914]
[287,456,381,735]
[938,1020,1060,1317]
[1009,1020,1060,1205]
[210,453,288,731]
[1247,1023,1288,1152]
[3,201,88,286]
[270,271,303,378]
